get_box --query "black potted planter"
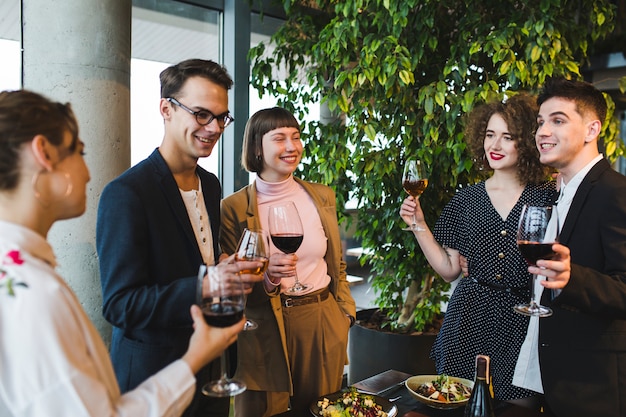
[347,308,437,385]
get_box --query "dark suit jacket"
[96,149,228,416]
[539,158,626,417]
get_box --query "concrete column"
[22,0,132,344]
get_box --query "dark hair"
[159,59,233,98]
[0,90,79,191]
[241,107,301,173]
[537,76,607,124]
[465,93,550,184]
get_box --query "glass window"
[131,1,220,174]
[0,0,21,91]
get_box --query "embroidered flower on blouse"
[0,250,28,296]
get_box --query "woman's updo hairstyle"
[0,90,78,191]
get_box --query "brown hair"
[0,90,79,191]
[464,93,549,184]
[241,107,301,173]
[537,76,607,123]
[159,59,233,99]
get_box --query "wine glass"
[196,263,247,397]
[268,201,311,295]
[234,228,270,331]
[402,159,429,231]
[514,205,559,317]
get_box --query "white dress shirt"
[0,220,195,417]
[512,155,603,393]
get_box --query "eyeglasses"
[166,97,234,128]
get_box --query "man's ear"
[585,119,602,143]
[30,135,55,171]
[160,98,172,119]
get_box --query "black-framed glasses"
[166,97,234,128]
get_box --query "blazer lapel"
[245,183,259,229]
[559,159,608,245]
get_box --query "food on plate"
[317,388,388,417]
[415,374,472,403]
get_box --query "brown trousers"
[234,291,350,416]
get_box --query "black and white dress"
[431,180,555,401]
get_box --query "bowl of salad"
[405,374,473,410]
[311,387,396,416]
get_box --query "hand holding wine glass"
[182,304,243,375]
[514,205,559,317]
[402,159,429,231]
[234,228,269,330]
[268,201,311,295]
[196,263,247,396]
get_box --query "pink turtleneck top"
[255,175,331,295]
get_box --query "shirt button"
[501,230,507,236]
[495,274,503,280]
[498,252,505,259]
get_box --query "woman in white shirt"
[0,89,244,417]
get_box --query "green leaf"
[531,45,541,62]
[399,70,413,85]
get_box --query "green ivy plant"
[249,0,624,333]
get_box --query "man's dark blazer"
[539,158,626,417]
[96,148,228,416]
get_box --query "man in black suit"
[96,59,262,417]
[531,77,626,417]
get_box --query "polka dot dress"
[431,180,555,401]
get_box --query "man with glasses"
[96,59,247,417]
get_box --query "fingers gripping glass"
[402,159,429,231]
[514,205,559,318]
[196,264,246,397]
[166,97,234,128]
[235,228,270,331]
[268,201,311,295]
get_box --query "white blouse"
[0,220,195,417]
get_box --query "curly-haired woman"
[400,93,555,406]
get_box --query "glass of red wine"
[234,228,270,331]
[514,205,559,317]
[196,263,246,396]
[402,159,429,231]
[268,201,311,295]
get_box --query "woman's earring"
[32,170,73,207]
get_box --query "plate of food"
[405,374,473,410]
[310,387,397,416]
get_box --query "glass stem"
[220,349,229,381]
[529,274,538,309]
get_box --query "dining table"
[272,369,550,417]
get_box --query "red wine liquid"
[518,241,557,266]
[403,179,428,197]
[271,234,303,254]
[202,301,244,328]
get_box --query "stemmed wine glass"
[196,263,247,397]
[402,159,429,231]
[234,228,270,331]
[268,201,311,295]
[514,205,559,317]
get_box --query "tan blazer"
[220,178,356,393]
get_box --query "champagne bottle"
[464,355,495,417]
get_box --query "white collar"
[0,220,57,267]
[557,154,603,206]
